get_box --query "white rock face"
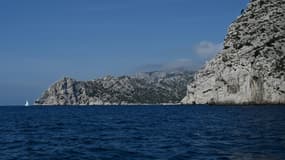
[182,0,285,104]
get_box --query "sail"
[25,100,29,106]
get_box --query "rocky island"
[182,0,285,104]
[35,71,194,105]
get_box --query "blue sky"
[0,0,249,105]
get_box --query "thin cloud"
[135,41,223,73]
[136,59,200,72]
[194,41,223,59]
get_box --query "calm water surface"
[0,105,285,160]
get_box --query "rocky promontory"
[182,0,285,104]
[35,71,194,105]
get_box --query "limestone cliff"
[35,71,194,105]
[182,0,285,104]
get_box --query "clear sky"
[0,0,249,105]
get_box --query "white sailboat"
[25,100,29,107]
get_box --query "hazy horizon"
[0,0,248,105]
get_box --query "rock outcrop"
[182,0,285,104]
[35,71,194,105]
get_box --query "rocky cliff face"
[182,0,285,104]
[35,71,194,105]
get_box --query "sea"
[0,105,285,160]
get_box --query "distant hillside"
[35,71,194,105]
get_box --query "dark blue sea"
[0,105,285,160]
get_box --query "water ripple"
[0,105,284,160]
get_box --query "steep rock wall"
[182,0,285,104]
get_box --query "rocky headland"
[35,71,194,105]
[36,0,285,106]
[182,0,285,104]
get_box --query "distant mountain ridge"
[35,71,194,105]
